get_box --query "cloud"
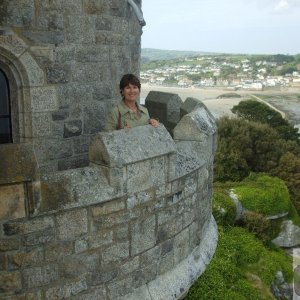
[274,0,289,11]
[274,0,300,11]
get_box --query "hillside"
[141,48,217,63]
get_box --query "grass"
[185,226,292,300]
[185,173,297,299]
[233,173,291,216]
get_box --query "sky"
[141,0,300,55]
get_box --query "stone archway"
[0,68,12,143]
[0,33,45,143]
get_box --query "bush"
[233,173,291,216]
[217,92,241,98]
[214,117,284,182]
[241,211,271,243]
[231,99,300,142]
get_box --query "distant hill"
[141,48,216,63]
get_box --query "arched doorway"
[0,69,12,143]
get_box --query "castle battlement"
[0,1,217,298]
[0,104,218,299]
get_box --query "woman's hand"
[148,118,160,128]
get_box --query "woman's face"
[122,84,140,103]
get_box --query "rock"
[270,271,292,300]
[229,189,244,221]
[272,220,300,248]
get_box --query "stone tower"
[0,0,143,172]
[0,1,218,299]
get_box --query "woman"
[104,74,159,131]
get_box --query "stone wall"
[0,0,143,172]
[0,101,218,299]
[0,1,219,298]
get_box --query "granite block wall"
[0,1,219,298]
[0,103,218,299]
[0,0,143,172]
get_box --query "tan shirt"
[104,101,150,131]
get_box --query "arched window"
[0,69,12,143]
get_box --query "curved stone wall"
[0,102,218,299]
[0,0,143,172]
[0,1,218,298]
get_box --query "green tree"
[186,73,202,82]
[219,66,237,80]
[276,63,297,75]
[214,116,300,212]
[231,100,300,142]
[214,117,285,182]
[271,152,300,211]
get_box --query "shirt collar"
[118,101,147,116]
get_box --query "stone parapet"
[90,125,176,168]
[174,104,218,165]
[89,125,176,192]
[180,97,207,118]
[0,101,218,299]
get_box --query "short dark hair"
[119,74,141,94]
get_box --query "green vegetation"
[141,50,300,83]
[186,172,297,299]
[271,151,300,211]
[212,187,236,226]
[214,100,300,210]
[186,98,300,299]
[217,92,241,98]
[214,117,283,181]
[231,99,300,142]
[233,173,291,216]
[186,227,292,300]
[241,211,272,243]
[141,48,214,62]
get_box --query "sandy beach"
[140,84,253,118]
[140,84,300,121]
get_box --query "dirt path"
[250,94,287,119]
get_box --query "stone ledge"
[119,216,218,300]
[40,166,119,213]
[0,143,39,184]
[90,125,176,168]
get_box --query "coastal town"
[140,54,300,91]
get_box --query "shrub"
[233,173,291,216]
[241,211,271,243]
[231,99,300,142]
[217,92,241,98]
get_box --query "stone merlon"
[89,125,176,168]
